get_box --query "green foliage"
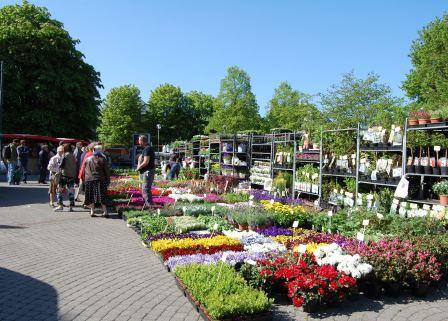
[433,180,448,196]
[266,81,323,138]
[403,14,448,109]
[377,188,395,214]
[273,171,293,192]
[343,178,357,194]
[196,215,233,232]
[98,85,144,146]
[206,66,262,133]
[179,167,199,180]
[320,71,404,129]
[186,91,215,136]
[175,263,272,320]
[0,1,101,139]
[222,192,250,204]
[140,216,174,239]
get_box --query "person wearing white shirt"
[47,146,64,207]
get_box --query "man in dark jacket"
[73,142,83,185]
[38,145,50,184]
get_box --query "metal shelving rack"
[356,123,405,189]
[271,129,298,197]
[403,119,448,205]
[319,126,360,206]
[293,132,321,198]
[208,134,221,175]
[249,133,273,189]
[219,134,251,180]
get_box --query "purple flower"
[250,189,303,205]
[145,232,220,243]
[256,226,293,236]
[166,251,268,270]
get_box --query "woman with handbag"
[84,145,110,217]
[47,146,64,207]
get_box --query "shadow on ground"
[0,185,49,207]
[0,267,58,321]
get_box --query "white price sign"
[327,211,333,217]
[292,221,299,228]
[362,219,370,226]
[356,232,365,242]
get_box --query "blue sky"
[4,0,447,115]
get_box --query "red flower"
[329,281,338,291]
[338,275,356,287]
[318,287,325,295]
[292,296,304,307]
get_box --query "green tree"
[186,91,215,136]
[320,71,404,129]
[144,83,190,143]
[266,81,323,138]
[403,14,448,110]
[0,1,101,138]
[206,66,261,133]
[97,85,144,146]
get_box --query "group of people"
[46,142,111,216]
[4,135,158,216]
[3,139,30,185]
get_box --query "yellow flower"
[150,235,240,252]
[293,242,328,254]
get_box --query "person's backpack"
[2,145,11,160]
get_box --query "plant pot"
[302,302,320,313]
[408,119,419,126]
[418,119,430,125]
[384,282,401,297]
[412,283,430,298]
[364,282,382,299]
[238,224,248,231]
[430,117,443,124]
[439,195,448,206]
[424,166,433,175]
[415,165,424,174]
[406,165,415,173]
[441,167,448,176]
[433,167,441,175]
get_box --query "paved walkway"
[1,181,448,321]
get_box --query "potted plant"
[408,111,419,126]
[411,110,431,125]
[433,180,448,205]
[430,110,443,124]
[431,133,445,175]
[233,211,248,230]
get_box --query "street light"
[156,124,161,153]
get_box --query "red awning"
[1,134,88,144]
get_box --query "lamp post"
[156,124,161,154]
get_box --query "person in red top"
[77,143,95,204]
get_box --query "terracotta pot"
[439,195,448,206]
[238,224,248,231]
[408,119,419,126]
[430,117,443,123]
[418,118,430,125]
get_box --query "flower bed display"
[175,263,273,320]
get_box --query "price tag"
[157,209,161,216]
[270,199,275,205]
[362,219,370,226]
[333,189,338,193]
[410,203,418,209]
[182,206,187,214]
[327,211,333,217]
[248,200,254,206]
[292,221,299,228]
[376,213,384,220]
[204,193,207,198]
[356,232,365,241]
[213,223,219,231]
[245,259,257,265]
[434,146,441,152]
[367,194,374,200]
[393,199,400,205]
[211,206,216,212]
[249,195,254,200]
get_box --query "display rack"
[271,129,298,197]
[403,119,448,205]
[249,134,273,189]
[319,126,360,206]
[219,134,251,180]
[208,134,221,175]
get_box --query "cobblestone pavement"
[1,181,448,321]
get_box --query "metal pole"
[0,61,4,133]
[355,123,360,206]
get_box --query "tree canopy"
[320,71,405,129]
[97,85,144,146]
[0,1,101,139]
[186,91,215,136]
[266,81,323,138]
[206,66,261,133]
[403,14,448,112]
